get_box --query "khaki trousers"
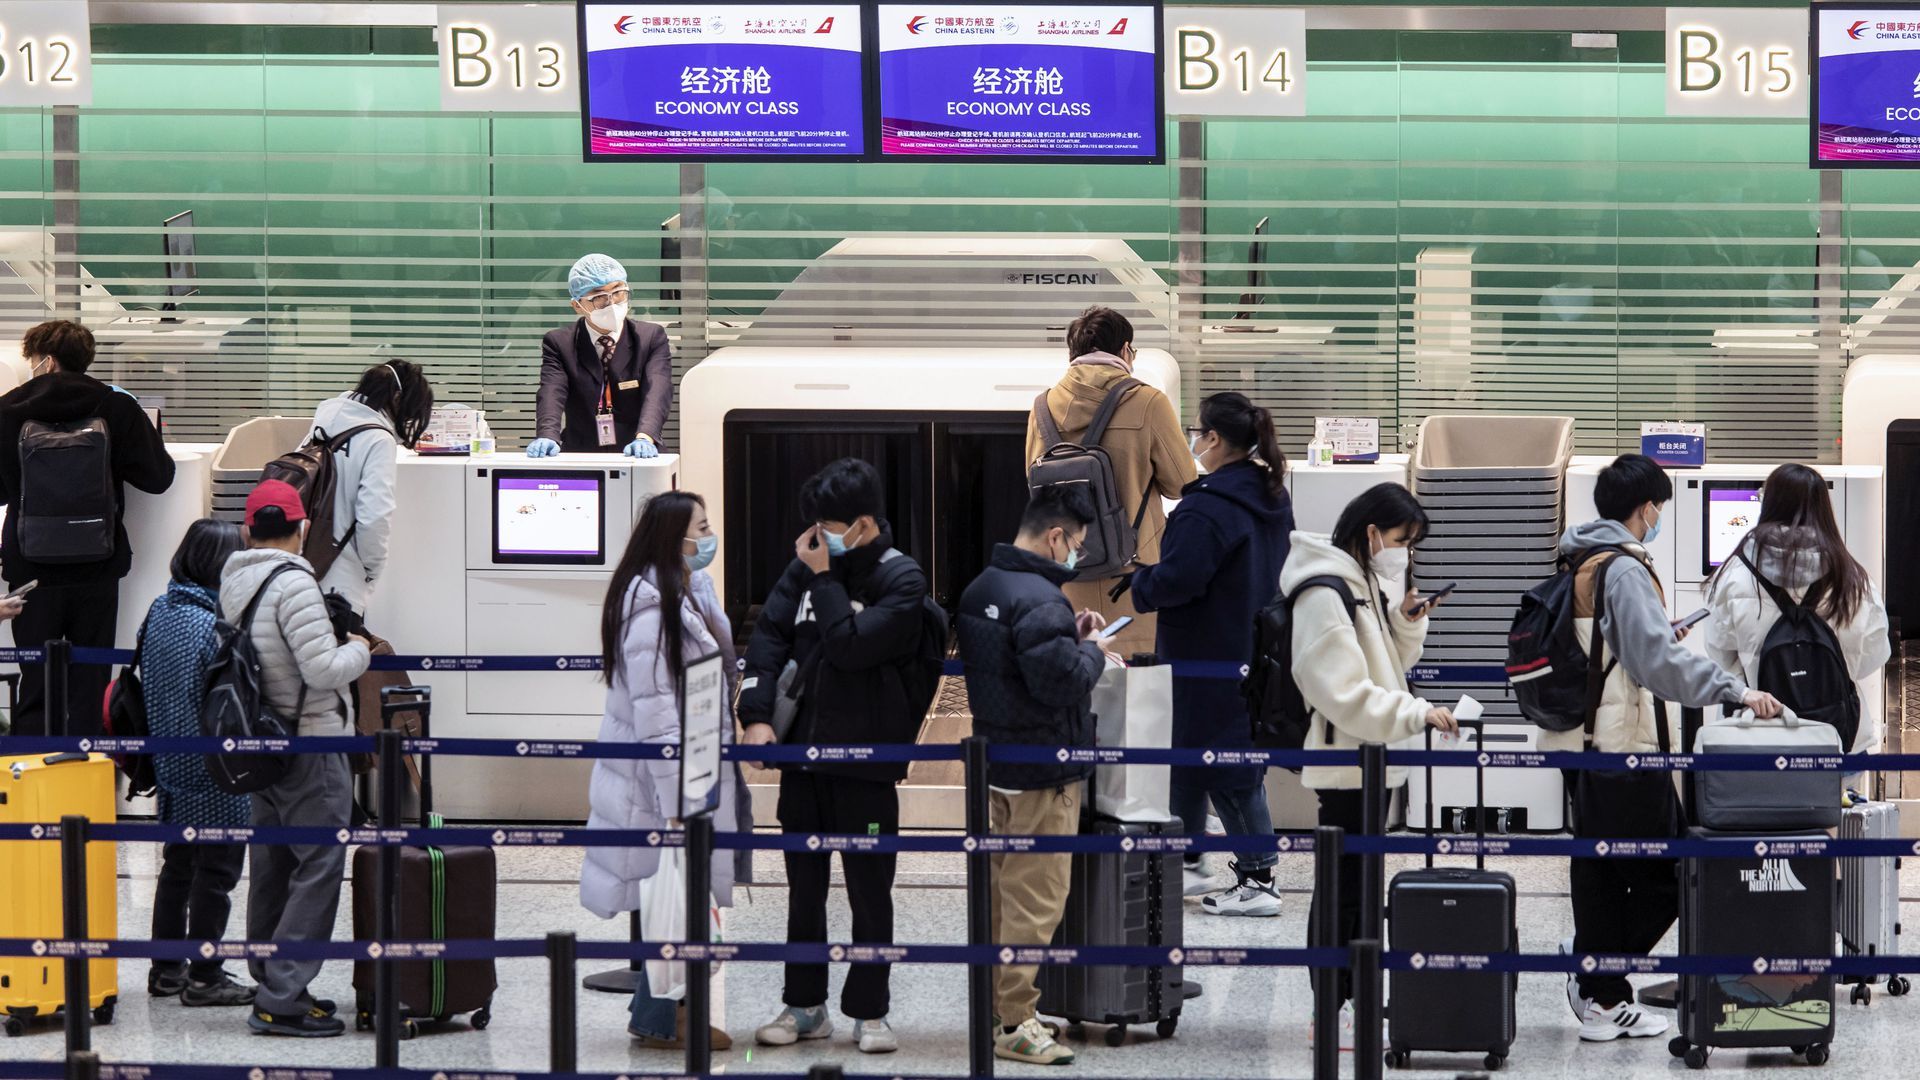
[989,783,1081,1026]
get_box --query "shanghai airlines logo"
[1849,20,1871,39]
[614,15,635,34]
[906,15,927,34]
[816,17,835,33]
[1109,17,1129,34]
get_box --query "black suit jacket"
[536,317,673,452]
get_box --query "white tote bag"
[1090,661,1174,822]
[640,848,691,1001]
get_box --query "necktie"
[597,334,614,368]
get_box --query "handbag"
[103,627,157,798]
[770,648,824,742]
[640,849,721,1001]
[1090,660,1174,823]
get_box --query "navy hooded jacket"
[1130,459,1294,791]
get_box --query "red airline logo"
[817,16,835,32]
[1109,17,1128,34]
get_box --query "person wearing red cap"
[221,478,371,1038]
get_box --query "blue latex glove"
[623,436,659,459]
[526,438,560,458]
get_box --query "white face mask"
[1371,545,1410,582]
[586,302,628,333]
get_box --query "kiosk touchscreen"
[491,470,607,565]
[1702,480,1762,574]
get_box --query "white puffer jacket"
[580,568,750,920]
[311,393,399,614]
[1281,532,1433,791]
[1705,532,1891,752]
[219,547,372,736]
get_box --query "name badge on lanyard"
[596,378,617,447]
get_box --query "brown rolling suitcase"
[350,686,496,1035]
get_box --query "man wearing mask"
[527,254,673,459]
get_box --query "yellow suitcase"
[0,752,118,1037]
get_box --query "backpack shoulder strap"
[1081,378,1142,450]
[1289,575,1359,620]
[1572,546,1628,748]
[1032,391,1065,449]
[1735,550,1801,616]
[240,562,310,628]
[326,423,389,454]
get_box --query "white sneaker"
[1559,937,1591,1021]
[1205,813,1225,835]
[1200,870,1282,917]
[1578,1000,1669,1042]
[1307,1002,1357,1052]
[1182,861,1214,898]
[995,1016,1076,1064]
[855,1018,898,1054]
[754,1005,834,1046]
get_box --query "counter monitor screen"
[1703,481,1763,574]
[493,470,608,565]
[578,2,869,161]
[1813,5,1920,166]
[875,3,1164,162]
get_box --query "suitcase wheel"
[401,1019,419,1041]
[1384,1048,1409,1070]
[1104,1026,1126,1047]
[1668,1036,1691,1060]
[1684,1045,1710,1070]
[1804,1043,1830,1067]
[470,1006,492,1031]
[1851,983,1872,1006]
[2,1017,22,1039]
[1891,976,1912,997]
[1482,1052,1505,1072]
[1154,1017,1176,1040]
[91,1002,114,1026]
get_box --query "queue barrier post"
[59,814,90,1056]
[685,811,714,1077]
[1359,742,1388,941]
[581,911,646,994]
[546,931,578,1074]
[1310,824,1343,1080]
[65,1049,100,1080]
[806,1065,846,1080]
[45,638,71,738]
[374,729,403,1066]
[1351,938,1384,1080]
[963,735,994,1079]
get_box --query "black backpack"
[18,416,116,564]
[260,423,386,579]
[1244,576,1358,750]
[200,563,309,795]
[103,627,157,799]
[1506,545,1627,734]
[1739,551,1861,750]
[1029,380,1149,580]
[876,549,950,731]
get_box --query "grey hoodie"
[1559,519,1746,710]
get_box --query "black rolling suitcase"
[350,686,498,1037]
[1669,828,1835,1070]
[1386,720,1517,1072]
[1037,812,1184,1045]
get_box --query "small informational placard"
[1313,416,1381,463]
[0,1,93,107]
[417,406,482,455]
[1165,7,1305,118]
[679,651,727,818]
[1640,421,1707,468]
[438,3,576,113]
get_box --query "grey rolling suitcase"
[1840,800,1909,1004]
[1037,813,1183,1045]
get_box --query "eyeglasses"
[1185,426,1209,439]
[579,288,630,311]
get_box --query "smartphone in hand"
[1412,581,1457,614]
[1672,607,1709,634]
[3,580,38,601]
[1092,615,1134,641]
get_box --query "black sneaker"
[148,966,188,998]
[298,993,338,1018]
[249,1008,346,1038]
[182,974,255,1008]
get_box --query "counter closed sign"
[580,3,868,159]
[0,1,92,107]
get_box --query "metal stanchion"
[375,729,403,1067]
[1351,938,1384,1080]
[963,735,994,1079]
[1360,742,1388,940]
[581,912,646,994]
[65,1050,100,1080]
[45,638,71,738]
[1310,824,1344,1080]
[685,811,714,1078]
[806,1065,846,1080]
[547,932,578,1074]
[59,814,90,1055]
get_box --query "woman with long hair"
[579,491,750,1049]
[309,359,435,612]
[1705,462,1890,751]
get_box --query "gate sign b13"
[1812,4,1920,165]
[579,3,867,161]
[875,4,1164,162]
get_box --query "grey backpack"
[1029,379,1149,580]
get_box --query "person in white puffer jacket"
[309,359,434,614]
[1705,462,1890,753]
[1281,482,1457,1049]
[579,490,750,1052]
[220,479,371,1038]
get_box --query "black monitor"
[660,213,681,306]
[1233,216,1269,319]
[162,210,196,314]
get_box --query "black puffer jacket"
[955,544,1105,790]
[738,524,929,782]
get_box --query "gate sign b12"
[578,3,868,161]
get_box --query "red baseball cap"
[245,479,306,527]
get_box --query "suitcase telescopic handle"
[378,685,432,821]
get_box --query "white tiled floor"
[2,839,1914,1077]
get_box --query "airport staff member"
[527,254,672,458]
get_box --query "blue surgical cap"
[568,253,628,300]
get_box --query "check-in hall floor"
[8,840,1920,1078]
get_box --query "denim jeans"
[629,982,677,1039]
[1170,776,1278,873]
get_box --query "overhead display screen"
[1813,5,1920,165]
[875,4,1163,162]
[578,3,868,161]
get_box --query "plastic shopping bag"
[641,849,690,1001]
[1090,660,1173,822]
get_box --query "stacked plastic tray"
[209,416,311,522]
[1405,415,1574,833]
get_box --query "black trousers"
[778,769,900,1019]
[1567,770,1681,1008]
[150,842,246,981]
[1308,788,1366,1003]
[11,579,118,738]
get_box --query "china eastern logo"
[907,15,927,34]
[614,15,635,34]
[1849,19,1872,39]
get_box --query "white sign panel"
[1665,7,1807,117]
[678,651,727,818]
[438,3,576,112]
[1165,7,1304,118]
[0,1,92,107]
